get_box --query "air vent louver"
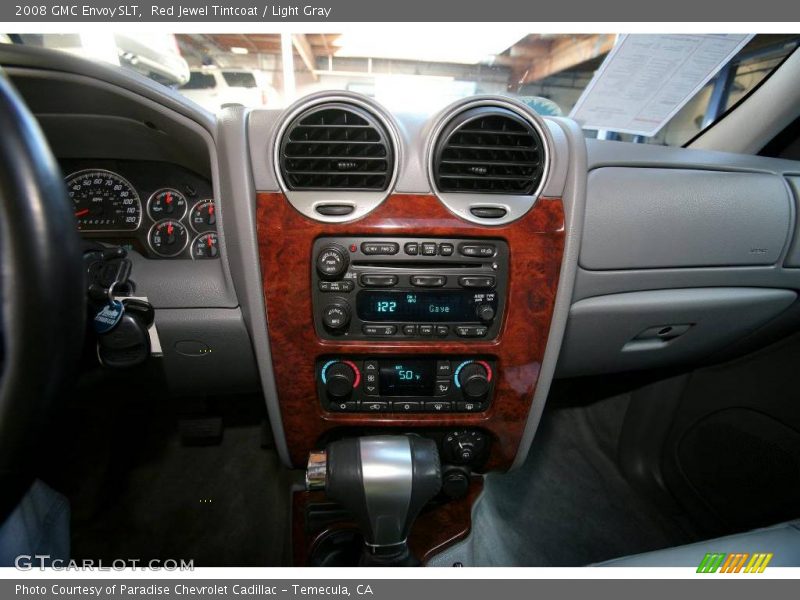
[279,103,393,191]
[433,106,545,195]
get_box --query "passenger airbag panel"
[582,168,791,270]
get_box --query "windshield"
[3,32,798,147]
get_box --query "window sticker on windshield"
[569,34,754,137]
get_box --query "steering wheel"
[0,72,85,522]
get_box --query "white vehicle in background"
[115,33,189,86]
[178,67,277,111]
[4,33,190,86]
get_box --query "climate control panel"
[311,237,509,341]
[316,357,496,414]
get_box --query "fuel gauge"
[191,232,219,260]
[148,219,189,257]
[189,200,217,233]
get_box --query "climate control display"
[316,356,495,414]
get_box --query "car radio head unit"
[311,236,509,341]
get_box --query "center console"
[256,192,565,472]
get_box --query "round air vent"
[278,103,394,191]
[433,105,545,195]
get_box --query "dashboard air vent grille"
[279,103,393,191]
[433,106,545,195]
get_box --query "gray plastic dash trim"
[510,117,587,470]
[558,287,797,378]
[218,105,291,466]
[582,168,792,270]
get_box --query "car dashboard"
[3,43,800,482]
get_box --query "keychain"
[93,281,125,334]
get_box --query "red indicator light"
[349,244,357,252]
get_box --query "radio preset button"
[459,243,496,258]
[404,242,419,255]
[455,325,488,338]
[439,243,454,256]
[393,401,422,413]
[410,274,446,287]
[436,325,449,337]
[421,242,438,256]
[402,324,418,336]
[458,276,496,289]
[360,274,398,287]
[362,324,398,336]
[361,242,399,255]
[419,324,434,336]
[319,280,355,293]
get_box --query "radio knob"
[316,244,349,280]
[458,362,490,400]
[325,362,356,400]
[321,300,351,332]
[476,304,495,323]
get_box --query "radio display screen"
[357,290,488,322]
[378,360,435,396]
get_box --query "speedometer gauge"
[66,169,141,232]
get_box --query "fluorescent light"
[331,30,529,64]
[230,46,249,55]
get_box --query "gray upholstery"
[598,520,800,567]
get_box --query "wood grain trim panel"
[256,192,564,471]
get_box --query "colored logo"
[697,553,773,573]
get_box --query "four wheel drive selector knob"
[316,244,350,280]
[456,361,491,400]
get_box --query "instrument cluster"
[62,159,219,260]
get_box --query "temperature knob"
[456,361,491,400]
[323,361,359,400]
[316,244,349,280]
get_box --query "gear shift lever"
[306,435,441,566]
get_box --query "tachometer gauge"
[191,232,219,259]
[189,200,217,233]
[148,188,188,221]
[148,219,189,257]
[66,169,141,231]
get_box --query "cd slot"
[351,261,482,269]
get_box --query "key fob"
[97,312,151,368]
[122,298,155,327]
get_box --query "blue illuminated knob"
[325,362,357,400]
[457,363,490,400]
